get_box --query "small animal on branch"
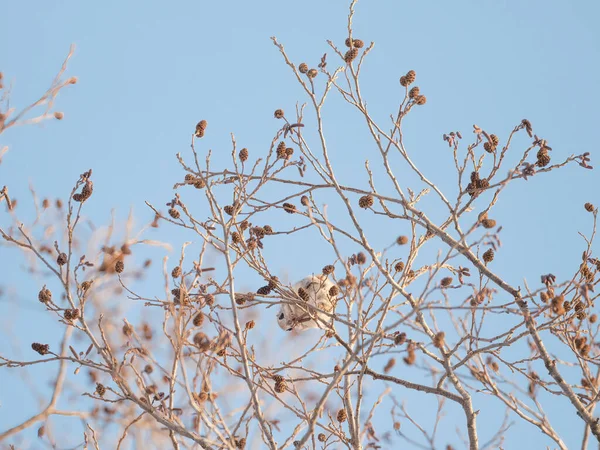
[277,275,337,332]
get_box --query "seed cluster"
[195,120,208,138]
[358,195,374,208]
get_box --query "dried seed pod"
[299,63,308,73]
[482,249,494,263]
[257,285,271,295]
[32,342,50,355]
[405,70,416,84]
[539,291,549,303]
[394,261,405,272]
[481,219,497,229]
[231,232,242,244]
[358,195,374,208]
[356,252,367,264]
[283,203,296,214]
[81,280,92,292]
[536,149,551,167]
[344,48,359,63]
[285,147,294,158]
[204,294,215,307]
[193,332,211,351]
[585,202,595,212]
[490,134,499,146]
[318,433,326,442]
[195,120,207,137]
[239,147,249,162]
[274,380,287,393]
[263,225,274,235]
[235,293,247,305]
[394,332,407,345]
[483,142,495,153]
[409,86,420,98]
[194,179,206,189]
[245,320,255,330]
[276,141,287,159]
[297,287,309,301]
[301,195,310,206]
[415,95,427,105]
[344,37,353,47]
[274,109,284,119]
[54,111,64,120]
[193,312,204,327]
[590,314,598,323]
[224,205,235,216]
[168,208,180,219]
[322,265,335,275]
[352,39,364,48]
[122,323,133,337]
[57,253,67,266]
[185,174,195,183]
[399,76,407,86]
[440,277,453,287]
[396,235,409,245]
[329,285,340,297]
[172,266,182,278]
[64,308,80,322]
[337,409,347,423]
[433,331,445,348]
[235,438,246,449]
[38,286,52,303]
[307,68,318,79]
[95,383,106,397]
[115,260,124,274]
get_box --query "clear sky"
[2,0,600,448]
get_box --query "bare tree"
[1,3,598,450]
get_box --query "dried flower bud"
[274,109,284,119]
[358,195,374,208]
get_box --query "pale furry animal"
[277,275,337,332]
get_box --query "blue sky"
[2,0,600,448]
